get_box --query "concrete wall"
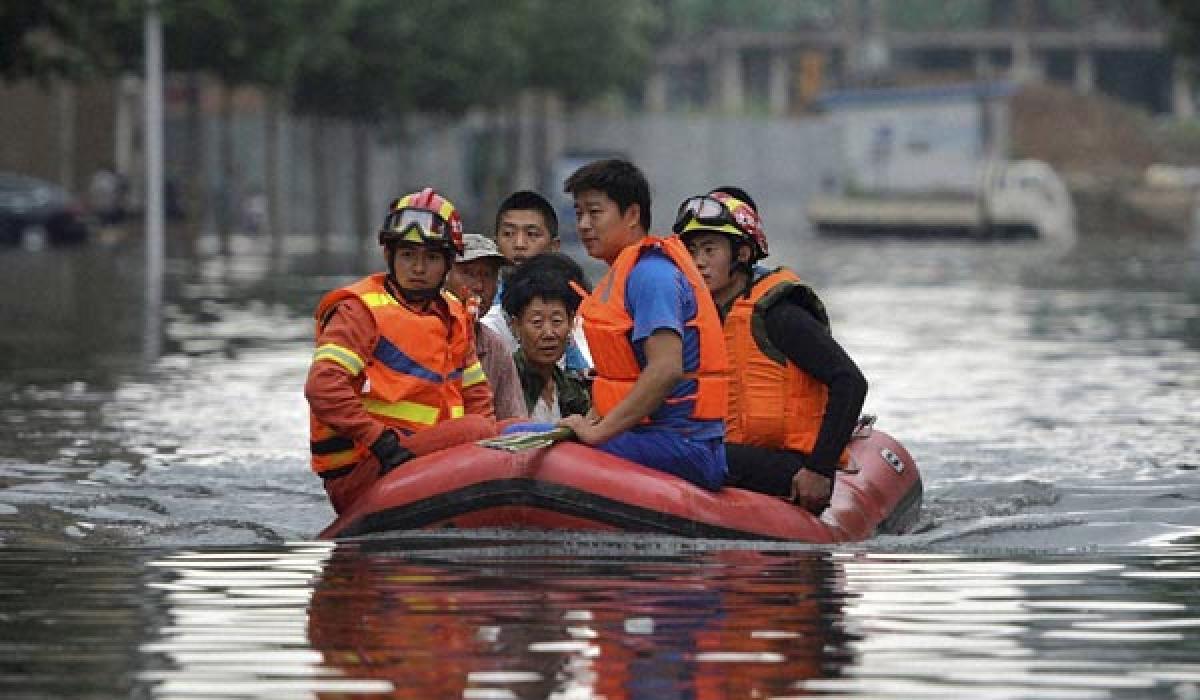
[2,76,842,255]
[559,114,841,240]
[0,80,118,195]
[183,108,840,249]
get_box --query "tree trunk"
[55,81,77,193]
[513,89,537,190]
[540,91,566,195]
[312,116,331,255]
[217,83,235,257]
[264,92,283,271]
[352,121,371,273]
[502,100,520,200]
[181,73,204,259]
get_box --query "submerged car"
[0,172,89,247]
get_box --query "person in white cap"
[445,233,527,420]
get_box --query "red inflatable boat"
[319,420,922,542]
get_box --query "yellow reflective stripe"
[438,200,455,222]
[319,448,359,469]
[360,292,398,308]
[450,405,465,418]
[461,361,487,387]
[363,398,440,426]
[314,344,365,375]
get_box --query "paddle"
[477,426,576,452]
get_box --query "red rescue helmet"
[378,187,465,256]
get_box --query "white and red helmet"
[378,187,465,256]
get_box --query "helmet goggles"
[379,207,456,248]
[672,196,738,234]
[672,193,768,260]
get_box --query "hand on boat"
[558,414,606,446]
[790,470,832,515]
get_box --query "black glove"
[370,430,415,476]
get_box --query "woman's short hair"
[501,253,591,318]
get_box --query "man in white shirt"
[480,190,592,372]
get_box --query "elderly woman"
[501,253,591,422]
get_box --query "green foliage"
[886,0,990,30]
[1150,116,1200,163]
[287,0,659,120]
[665,0,836,35]
[522,0,661,103]
[1,0,661,120]
[1161,0,1200,59]
[164,0,292,87]
[283,0,522,120]
[0,0,141,82]
[400,0,529,113]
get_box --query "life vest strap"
[311,435,355,456]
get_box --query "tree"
[522,0,660,104]
[286,0,534,258]
[161,1,295,256]
[1161,0,1200,60]
[0,1,139,83]
[3,1,664,261]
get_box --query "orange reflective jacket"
[579,236,728,421]
[724,267,848,464]
[309,274,483,475]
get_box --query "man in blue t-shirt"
[557,159,728,490]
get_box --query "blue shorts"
[503,422,726,491]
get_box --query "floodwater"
[1,227,1199,699]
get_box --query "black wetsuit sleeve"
[762,300,867,473]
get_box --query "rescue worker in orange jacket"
[675,187,867,514]
[305,188,496,514]
[555,159,729,490]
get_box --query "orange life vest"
[579,236,728,421]
[309,274,483,475]
[723,267,848,464]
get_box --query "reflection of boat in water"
[306,546,848,698]
[808,159,1076,247]
[320,418,922,542]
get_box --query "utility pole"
[144,1,165,361]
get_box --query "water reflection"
[310,542,844,699]
[136,539,849,699]
[123,539,1200,700]
[0,247,146,386]
[0,242,328,387]
[0,549,149,697]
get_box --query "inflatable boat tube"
[320,423,921,542]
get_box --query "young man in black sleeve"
[675,186,867,514]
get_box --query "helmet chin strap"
[396,284,443,303]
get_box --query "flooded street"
[2,228,1199,698]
